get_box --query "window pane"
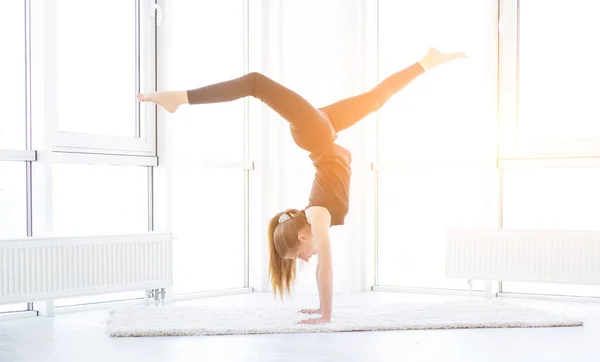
[377,168,497,290]
[52,163,148,235]
[518,0,600,141]
[52,163,148,307]
[0,0,26,149]
[0,161,28,313]
[172,167,245,294]
[169,0,244,162]
[56,0,137,137]
[502,167,600,297]
[0,162,27,239]
[378,0,495,163]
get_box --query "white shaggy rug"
[106,300,582,337]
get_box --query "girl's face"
[294,238,318,262]
[287,227,318,262]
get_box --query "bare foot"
[419,47,466,71]
[136,91,188,113]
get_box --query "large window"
[1,1,29,314]
[48,0,156,156]
[168,0,247,294]
[517,0,600,143]
[495,0,600,298]
[501,167,600,297]
[375,0,497,290]
[0,0,26,150]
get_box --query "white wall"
[248,0,375,294]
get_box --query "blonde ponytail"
[267,209,307,299]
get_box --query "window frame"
[372,0,500,289]
[40,0,157,158]
[155,0,252,293]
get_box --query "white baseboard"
[0,310,37,321]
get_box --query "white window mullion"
[242,0,251,289]
[139,0,158,154]
[498,0,519,159]
[30,0,55,317]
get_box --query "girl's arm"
[301,206,333,324]
[314,225,333,321]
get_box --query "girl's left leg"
[138,72,337,152]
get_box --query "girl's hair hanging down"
[267,208,307,299]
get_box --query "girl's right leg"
[319,48,466,133]
[137,73,335,152]
[318,62,425,133]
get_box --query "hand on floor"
[419,47,466,71]
[298,308,321,314]
[298,316,331,325]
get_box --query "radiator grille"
[447,229,600,284]
[0,233,172,304]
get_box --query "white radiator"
[0,232,173,305]
[447,229,600,285]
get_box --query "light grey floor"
[1,291,599,362]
